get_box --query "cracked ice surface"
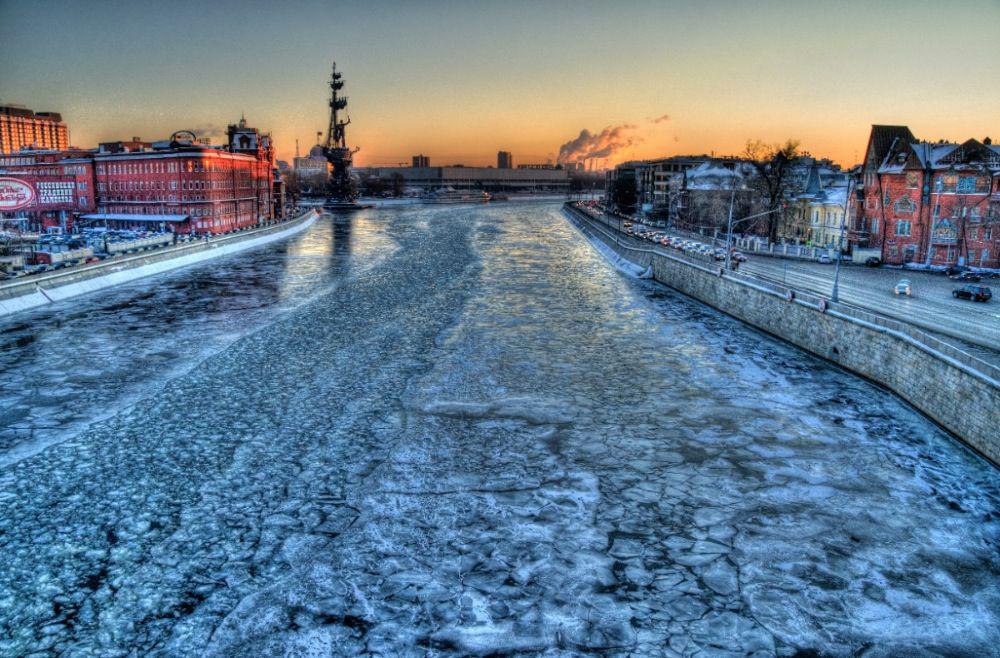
[0,203,998,657]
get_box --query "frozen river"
[1,203,998,657]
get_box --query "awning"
[79,213,190,223]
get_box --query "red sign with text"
[0,177,36,211]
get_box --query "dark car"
[945,265,969,276]
[952,285,992,302]
[864,256,882,267]
[950,271,982,282]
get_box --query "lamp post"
[724,180,737,271]
[726,206,783,270]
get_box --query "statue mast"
[323,62,359,206]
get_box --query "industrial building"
[357,165,570,193]
[0,117,277,234]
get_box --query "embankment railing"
[564,202,1000,386]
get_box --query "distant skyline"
[1,0,998,168]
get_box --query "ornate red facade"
[859,126,1000,268]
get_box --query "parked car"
[817,254,832,264]
[950,271,981,282]
[865,256,882,267]
[952,285,992,302]
[894,279,911,296]
[945,265,969,276]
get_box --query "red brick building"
[0,117,275,235]
[0,150,95,232]
[858,125,1000,268]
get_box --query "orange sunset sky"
[1,0,997,169]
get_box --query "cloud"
[650,113,671,124]
[556,124,641,164]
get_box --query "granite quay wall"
[564,203,1000,467]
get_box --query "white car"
[894,279,912,296]
[818,254,833,264]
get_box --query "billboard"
[0,177,36,211]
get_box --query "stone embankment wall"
[564,203,1000,466]
[0,210,318,317]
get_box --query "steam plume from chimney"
[557,124,641,166]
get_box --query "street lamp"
[726,206,783,270]
[724,181,737,270]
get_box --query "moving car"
[865,256,882,267]
[952,285,992,302]
[817,254,833,264]
[894,279,911,296]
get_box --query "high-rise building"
[412,154,430,168]
[0,104,70,153]
[497,151,513,169]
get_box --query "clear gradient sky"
[1,0,997,168]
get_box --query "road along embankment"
[563,203,1000,467]
[0,209,319,318]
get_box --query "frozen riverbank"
[0,210,318,318]
[0,203,997,656]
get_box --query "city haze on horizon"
[1,0,998,168]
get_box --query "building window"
[895,221,912,236]
[893,196,915,215]
[957,177,976,194]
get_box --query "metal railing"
[565,202,1000,385]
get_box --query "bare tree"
[744,139,800,242]
[284,171,302,206]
